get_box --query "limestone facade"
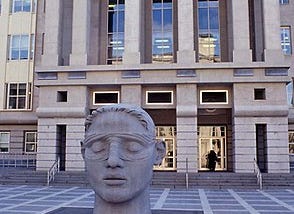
[1,0,293,173]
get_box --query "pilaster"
[176,84,198,172]
[231,0,252,63]
[41,0,62,66]
[123,0,142,64]
[263,0,284,64]
[70,0,90,65]
[177,0,195,64]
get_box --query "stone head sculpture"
[81,104,166,214]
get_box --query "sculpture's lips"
[103,176,127,185]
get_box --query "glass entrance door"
[154,126,176,170]
[198,126,227,171]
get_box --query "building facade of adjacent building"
[1,0,293,174]
[0,0,38,167]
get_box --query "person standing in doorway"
[207,150,218,171]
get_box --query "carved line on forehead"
[85,104,155,134]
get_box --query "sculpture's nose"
[106,141,123,168]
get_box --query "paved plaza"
[0,185,293,214]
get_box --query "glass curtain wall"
[197,0,220,63]
[107,0,125,64]
[152,0,173,63]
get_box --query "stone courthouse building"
[1,0,294,174]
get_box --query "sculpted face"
[83,111,159,203]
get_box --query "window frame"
[279,0,289,5]
[200,89,228,105]
[0,132,10,153]
[11,0,36,13]
[146,90,174,105]
[289,131,294,155]
[8,34,34,60]
[107,0,125,65]
[152,0,174,63]
[6,83,32,110]
[24,131,37,153]
[93,91,120,105]
[197,0,221,63]
[280,26,292,55]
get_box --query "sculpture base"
[48,207,203,214]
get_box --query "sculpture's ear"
[80,141,85,159]
[154,140,166,165]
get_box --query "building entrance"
[198,126,227,171]
[154,126,176,170]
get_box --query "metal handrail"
[253,158,263,189]
[47,158,60,186]
[185,157,189,190]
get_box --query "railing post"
[27,154,29,168]
[185,157,189,190]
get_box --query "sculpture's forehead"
[88,111,146,134]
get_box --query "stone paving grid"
[0,185,293,214]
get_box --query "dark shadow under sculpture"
[81,104,166,214]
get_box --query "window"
[152,0,173,63]
[0,132,10,153]
[11,0,36,13]
[146,91,173,105]
[198,0,220,63]
[68,72,86,79]
[279,0,289,4]
[154,126,177,170]
[200,90,228,104]
[24,132,37,153]
[38,72,57,80]
[281,26,292,55]
[287,81,293,105]
[6,83,31,109]
[57,91,68,102]
[107,0,125,64]
[93,91,120,105]
[289,131,294,155]
[8,35,35,60]
[254,88,266,100]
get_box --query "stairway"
[1,169,293,189]
[152,172,259,189]
[262,173,294,189]
[0,168,47,185]
[52,171,89,187]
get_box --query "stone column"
[123,0,142,64]
[41,0,62,66]
[70,0,90,65]
[231,0,252,63]
[263,0,284,64]
[176,84,198,172]
[177,0,196,64]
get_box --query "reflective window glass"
[197,0,220,63]
[12,0,32,13]
[0,132,10,153]
[152,0,173,63]
[280,26,292,55]
[107,0,125,64]
[9,35,31,60]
